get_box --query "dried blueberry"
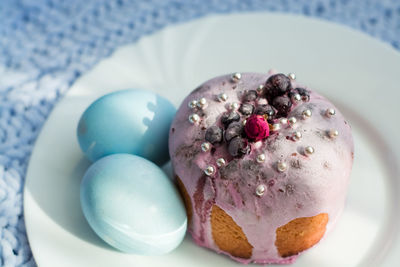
[228,137,251,157]
[225,122,243,142]
[205,126,223,144]
[264,74,292,101]
[243,90,257,102]
[254,104,276,120]
[296,87,310,102]
[272,96,292,116]
[239,103,254,115]
[221,111,240,128]
[289,88,310,102]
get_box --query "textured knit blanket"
[0,0,399,266]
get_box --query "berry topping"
[228,137,251,157]
[225,122,243,142]
[289,87,310,102]
[239,103,254,115]
[244,115,270,141]
[264,74,292,101]
[243,90,258,102]
[254,104,276,120]
[272,96,292,116]
[221,111,240,128]
[205,126,223,144]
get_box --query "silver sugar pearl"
[231,72,241,82]
[302,109,312,119]
[328,129,339,139]
[271,123,281,131]
[189,113,200,124]
[288,117,297,126]
[204,165,216,176]
[288,73,296,80]
[230,102,239,110]
[216,158,226,167]
[292,131,302,141]
[304,146,315,156]
[201,142,211,152]
[188,100,198,109]
[256,84,264,94]
[242,119,247,126]
[291,93,301,103]
[197,97,207,109]
[218,93,228,102]
[256,154,266,163]
[280,118,288,125]
[277,161,287,172]
[325,108,336,117]
[255,184,266,197]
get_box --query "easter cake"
[168,71,354,264]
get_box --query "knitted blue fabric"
[0,0,399,266]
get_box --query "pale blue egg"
[77,89,176,165]
[80,154,187,255]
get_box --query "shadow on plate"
[26,150,180,252]
[27,155,115,251]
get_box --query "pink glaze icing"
[168,71,354,264]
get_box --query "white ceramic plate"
[24,13,400,267]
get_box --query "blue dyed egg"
[80,154,187,255]
[77,89,176,165]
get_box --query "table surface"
[0,1,399,266]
